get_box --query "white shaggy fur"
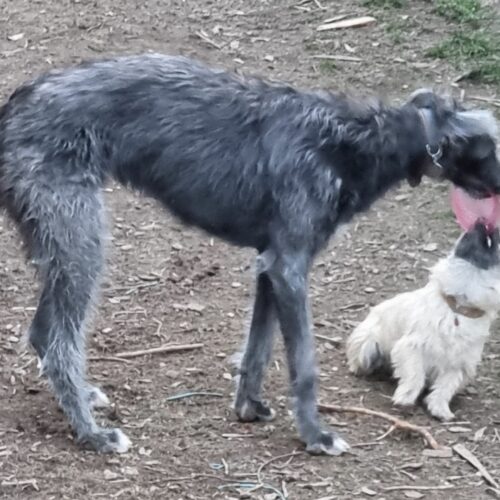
[346,245,500,421]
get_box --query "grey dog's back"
[0,54,341,251]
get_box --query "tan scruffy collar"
[441,293,486,319]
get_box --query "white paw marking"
[332,437,350,455]
[114,429,131,454]
[90,387,111,409]
[37,357,44,377]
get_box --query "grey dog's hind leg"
[25,188,129,453]
[234,266,277,422]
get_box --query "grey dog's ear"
[407,88,438,109]
[407,88,461,113]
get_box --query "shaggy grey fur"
[0,53,498,455]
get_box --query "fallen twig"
[88,356,133,364]
[318,403,441,449]
[315,334,342,344]
[383,485,454,492]
[310,54,362,62]
[166,391,223,401]
[114,342,203,359]
[1,479,39,491]
[453,443,499,489]
[195,30,222,50]
[257,451,303,485]
[467,95,500,108]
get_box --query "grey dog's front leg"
[268,252,349,455]
[234,271,277,421]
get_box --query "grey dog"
[0,53,499,455]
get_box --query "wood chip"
[7,33,24,41]
[423,243,438,252]
[404,492,425,499]
[361,486,377,496]
[317,16,376,32]
[423,447,453,458]
[448,426,472,433]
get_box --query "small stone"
[404,492,424,499]
[423,243,438,252]
[122,466,138,476]
[103,469,120,480]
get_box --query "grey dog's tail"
[346,317,386,375]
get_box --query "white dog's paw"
[392,388,419,407]
[426,399,455,421]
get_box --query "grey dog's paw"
[235,398,276,422]
[79,428,131,454]
[306,431,350,456]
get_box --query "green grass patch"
[435,0,483,25]
[427,31,497,60]
[429,0,500,84]
[318,60,337,74]
[385,17,418,44]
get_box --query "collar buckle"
[426,144,444,169]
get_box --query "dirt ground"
[1,0,500,499]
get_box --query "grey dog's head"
[454,222,500,270]
[406,89,500,198]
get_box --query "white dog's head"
[431,222,500,313]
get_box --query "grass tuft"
[429,0,500,84]
[435,0,483,25]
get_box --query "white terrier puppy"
[347,223,500,421]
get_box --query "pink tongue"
[451,187,500,232]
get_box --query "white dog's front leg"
[391,341,426,407]
[425,370,464,421]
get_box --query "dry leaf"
[395,194,410,201]
[473,426,487,442]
